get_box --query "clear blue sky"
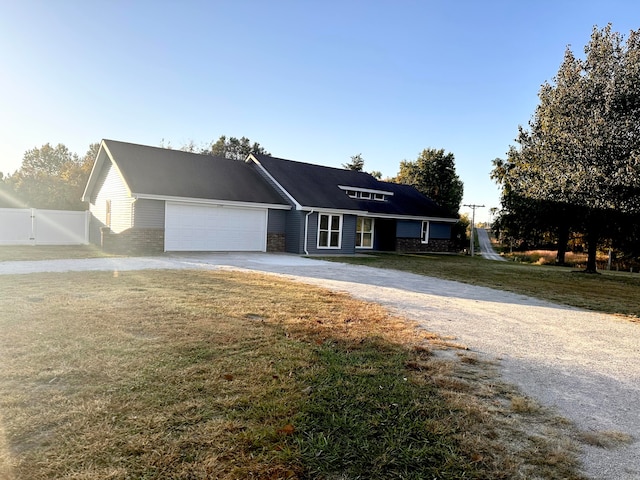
[1,1,639,222]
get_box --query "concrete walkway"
[1,253,639,479]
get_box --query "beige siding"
[89,162,133,233]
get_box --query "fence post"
[84,210,90,244]
[30,208,37,245]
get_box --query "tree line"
[492,25,640,272]
[0,143,98,210]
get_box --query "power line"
[463,204,485,256]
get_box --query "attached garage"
[165,202,268,252]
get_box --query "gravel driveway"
[476,227,506,261]
[1,253,639,479]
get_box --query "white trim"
[355,216,375,249]
[356,212,459,223]
[421,220,430,244]
[300,206,457,223]
[82,140,133,202]
[304,209,315,256]
[301,206,368,216]
[317,213,342,249]
[337,185,394,196]
[133,193,291,210]
[247,154,302,209]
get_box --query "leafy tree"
[207,135,269,160]
[491,152,575,264]
[396,148,463,216]
[343,153,364,171]
[4,143,95,210]
[495,25,640,272]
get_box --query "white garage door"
[165,203,267,252]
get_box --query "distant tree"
[179,139,207,153]
[369,170,382,179]
[396,148,463,216]
[0,172,19,207]
[343,153,364,171]
[20,143,79,177]
[5,143,95,210]
[207,135,269,160]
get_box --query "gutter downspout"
[304,209,314,256]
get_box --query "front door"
[375,218,396,251]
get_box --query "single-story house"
[82,139,458,254]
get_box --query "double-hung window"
[318,214,342,248]
[356,217,374,248]
[421,221,429,244]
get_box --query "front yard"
[0,269,585,479]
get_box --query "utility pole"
[463,204,484,256]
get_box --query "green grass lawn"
[321,253,640,319]
[0,269,585,479]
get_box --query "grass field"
[0,269,586,479]
[323,253,640,319]
[0,245,116,262]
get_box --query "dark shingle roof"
[252,153,452,218]
[103,140,288,205]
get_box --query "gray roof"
[252,154,453,218]
[99,140,288,205]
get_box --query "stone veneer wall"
[396,237,453,253]
[101,227,165,255]
[267,233,286,252]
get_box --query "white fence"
[0,208,90,245]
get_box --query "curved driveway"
[1,253,639,479]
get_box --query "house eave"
[300,206,457,222]
[133,193,292,210]
[361,212,459,223]
[300,206,368,216]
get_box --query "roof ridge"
[255,153,376,177]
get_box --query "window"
[105,200,112,228]
[318,214,342,248]
[421,221,429,244]
[356,217,374,248]
[340,186,390,201]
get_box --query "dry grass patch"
[578,430,635,448]
[0,269,586,479]
[0,245,116,262]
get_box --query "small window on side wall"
[105,200,112,228]
[421,221,429,244]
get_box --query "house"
[82,139,458,254]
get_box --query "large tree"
[4,143,95,210]
[495,25,640,272]
[207,135,269,160]
[396,148,463,216]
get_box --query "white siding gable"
[89,162,133,233]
